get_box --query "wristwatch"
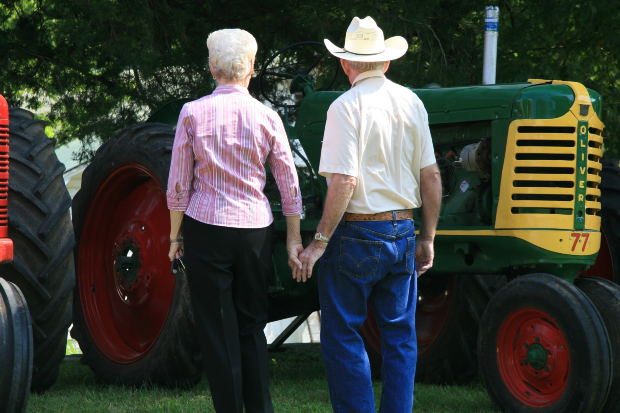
[314,232,330,243]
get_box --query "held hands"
[287,237,304,274]
[415,238,434,276]
[287,238,327,283]
[293,241,327,283]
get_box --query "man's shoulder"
[329,86,366,113]
[385,79,420,99]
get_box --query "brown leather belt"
[344,209,413,222]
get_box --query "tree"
[1,0,618,157]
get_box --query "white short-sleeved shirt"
[318,70,436,213]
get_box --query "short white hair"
[345,60,386,72]
[207,29,258,82]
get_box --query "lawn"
[27,343,500,413]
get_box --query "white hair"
[345,60,386,72]
[207,29,258,82]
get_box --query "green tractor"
[0,95,75,412]
[70,43,620,412]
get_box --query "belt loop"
[392,211,397,221]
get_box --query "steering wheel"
[258,41,339,108]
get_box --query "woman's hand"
[287,238,304,272]
[168,240,184,261]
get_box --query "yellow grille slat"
[511,173,576,181]
[587,160,602,171]
[511,187,574,195]
[589,147,603,158]
[589,134,603,144]
[515,147,575,154]
[516,133,575,140]
[588,174,602,184]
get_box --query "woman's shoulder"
[245,96,281,120]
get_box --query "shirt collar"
[212,84,250,95]
[352,70,386,87]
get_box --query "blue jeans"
[318,219,418,413]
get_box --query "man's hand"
[287,238,304,272]
[415,238,434,276]
[168,241,184,261]
[294,241,327,283]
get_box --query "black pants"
[183,215,274,413]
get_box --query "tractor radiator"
[495,85,603,231]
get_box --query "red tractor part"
[2,108,75,392]
[71,123,200,386]
[0,96,13,263]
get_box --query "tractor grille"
[496,121,603,230]
[0,109,7,229]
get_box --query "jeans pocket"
[338,236,383,279]
[405,236,416,275]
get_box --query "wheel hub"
[524,338,550,371]
[115,244,140,283]
[497,307,570,407]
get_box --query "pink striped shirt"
[166,84,302,228]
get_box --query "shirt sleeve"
[318,100,359,179]
[418,104,436,169]
[266,113,303,216]
[166,103,195,211]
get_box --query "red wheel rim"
[416,276,454,355]
[77,164,174,364]
[362,276,454,356]
[497,308,570,407]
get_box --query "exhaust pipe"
[482,6,499,85]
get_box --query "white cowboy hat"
[324,16,408,62]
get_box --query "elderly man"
[167,29,303,413]
[296,16,442,413]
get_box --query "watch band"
[314,232,330,243]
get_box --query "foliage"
[1,0,619,157]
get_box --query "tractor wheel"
[2,108,75,392]
[478,274,612,412]
[71,123,200,386]
[0,277,33,413]
[580,158,620,282]
[361,274,504,383]
[600,158,620,282]
[574,277,620,413]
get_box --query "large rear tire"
[478,274,612,412]
[2,108,74,392]
[0,277,33,413]
[574,277,620,413]
[71,123,200,386]
[600,158,620,282]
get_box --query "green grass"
[27,344,499,412]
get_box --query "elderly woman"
[166,29,303,413]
